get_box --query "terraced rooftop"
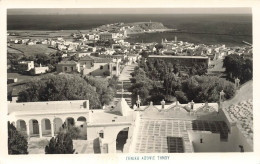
[225,99,253,142]
[223,80,253,145]
[134,119,230,153]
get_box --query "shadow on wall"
[93,138,101,154]
[90,64,110,76]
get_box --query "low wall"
[128,112,141,153]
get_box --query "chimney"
[235,78,240,90]
[205,102,208,108]
[136,95,141,108]
[219,90,225,103]
[149,101,153,106]
[161,99,165,109]
[190,100,194,111]
[11,96,18,103]
[83,100,89,109]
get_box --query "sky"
[7,8,252,15]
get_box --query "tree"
[18,74,101,108]
[130,67,154,105]
[84,76,116,105]
[223,54,252,84]
[8,122,28,154]
[154,43,164,53]
[45,132,75,154]
[174,91,188,103]
[103,70,111,76]
[108,75,119,90]
[60,122,81,140]
[140,50,149,58]
[181,75,236,103]
[35,53,51,66]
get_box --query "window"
[113,66,116,71]
[45,119,51,130]
[200,138,203,143]
[100,65,103,70]
[108,65,110,69]
[167,137,184,153]
[64,67,67,71]
[239,145,244,152]
[99,130,104,138]
[20,121,26,131]
[71,67,73,71]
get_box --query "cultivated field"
[8,44,57,56]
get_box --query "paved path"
[74,140,95,154]
[118,64,137,82]
[110,64,137,107]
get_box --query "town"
[7,21,253,154]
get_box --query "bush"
[103,70,111,76]
[175,91,188,103]
[67,125,81,140]
[45,132,75,154]
[8,122,28,154]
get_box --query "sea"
[7,14,252,46]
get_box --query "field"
[7,72,39,82]
[8,44,57,56]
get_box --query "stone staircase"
[114,97,132,107]
[113,81,132,107]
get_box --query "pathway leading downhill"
[113,64,137,107]
[118,64,137,82]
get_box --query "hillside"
[96,22,169,34]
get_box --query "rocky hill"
[125,22,168,34]
[96,22,168,34]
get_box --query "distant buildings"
[34,64,49,75]
[56,56,121,77]
[18,61,34,72]
[81,57,120,77]
[148,55,210,67]
[56,61,80,73]
[99,33,113,41]
[16,61,49,75]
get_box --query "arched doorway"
[76,116,87,140]
[41,118,51,137]
[116,127,129,153]
[53,118,63,134]
[77,116,86,127]
[66,117,75,128]
[29,119,39,137]
[16,119,27,136]
[99,130,104,139]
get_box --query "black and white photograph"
[0,1,259,163]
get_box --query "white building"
[33,64,49,75]
[8,81,253,153]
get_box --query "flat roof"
[8,100,89,114]
[148,55,209,59]
[89,109,134,124]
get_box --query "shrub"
[8,122,28,154]
[45,132,75,154]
